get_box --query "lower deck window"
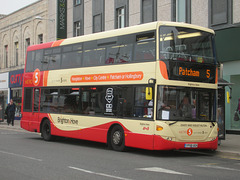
[36,85,153,119]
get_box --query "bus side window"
[135,31,155,62]
[62,45,82,69]
[106,44,133,64]
[40,89,58,113]
[33,50,44,71]
[82,40,105,67]
[26,51,34,72]
[105,34,134,64]
[135,40,155,61]
[48,47,61,70]
[83,48,105,67]
[59,88,80,114]
[42,49,52,71]
[106,46,116,64]
[134,87,152,118]
[23,88,33,112]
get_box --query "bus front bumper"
[153,135,218,150]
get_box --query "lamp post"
[35,16,55,41]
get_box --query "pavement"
[0,120,239,159]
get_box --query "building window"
[74,21,81,36]
[142,0,153,23]
[93,14,102,33]
[15,42,19,66]
[74,0,81,6]
[38,34,43,44]
[211,0,231,26]
[25,38,30,60]
[172,0,191,23]
[141,0,156,24]
[4,45,8,68]
[177,0,186,22]
[115,0,129,28]
[92,0,104,33]
[25,38,30,51]
[116,7,125,28]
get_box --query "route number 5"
[33,69,40,86]
[206,69,210,78]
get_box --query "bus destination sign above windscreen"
[165,61,216,83]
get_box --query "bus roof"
[27,21,214,51]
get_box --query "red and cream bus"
[21,21,218,151]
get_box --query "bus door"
[32,88,40,128]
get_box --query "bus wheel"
[41,119,53,141]
[110,125,125,151]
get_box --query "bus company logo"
[105,88,114,103]
[143,127,149,131]
[25,79,33,85]
[105,88,114,113]
[33,69,40,86]
[187,128,193,136]
[57,117,78,125]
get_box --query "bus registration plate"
[184,144,198,148]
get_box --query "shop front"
[0,72,9,122]
[223,64,240,134]
[9,69,24,120]
[216,27,240,134]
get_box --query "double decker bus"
[21,21,218,151]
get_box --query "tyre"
[41,119,54,141]
[110,125,125,151]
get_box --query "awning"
[218,78,233,87]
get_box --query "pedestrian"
[238,98,240,113]
[5,99,16,126]
[234,98,240,121]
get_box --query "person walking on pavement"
[238,98,240,113]
[5,99,16,126]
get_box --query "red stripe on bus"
[27,42,54,51]
[43,71,49,86]
[51,39,64,47]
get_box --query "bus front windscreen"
[160,26,215,64]
[157,86,216,122]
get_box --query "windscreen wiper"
[169,121,178,126]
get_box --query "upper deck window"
[160,26,215,64]
[25,31,156,72]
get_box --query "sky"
[0,0,39,15]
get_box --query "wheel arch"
[107,123,124,143]
[107,123,127,151]
[40,117,50,134]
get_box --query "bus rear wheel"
[110,125,125,151]
[41,119,54,141]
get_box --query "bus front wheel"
[110,125,125,151]
[41,119,54,141]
